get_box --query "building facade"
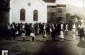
[10,0,66,24]
[10,0,47,24]
[47,4,66,23]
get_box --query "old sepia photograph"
[0,0,85,55]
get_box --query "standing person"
[55,23,58,34]
[72,23,76,41]
[59,22,64,41]
[21,24,26,42]
[78,24,81,36]
[79,27,84,41]
[51,28,56,41]
[50,26,52,36]
[57,23,60,35]
[24,23,28,36]
[7,24,11,40]
[30,24,35,42]
[27,24,31,36]
[11,23,16,40]
[51,24,56,41]
[43,24,47,42]
[43,24,47,41]
[30,28,35,42]
[43,29,47,42]
[37,25,40,34]
[15,23,19,37]
[65,24,68,35]
[19,23,22,36]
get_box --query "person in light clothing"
[43,24,47,41]
[59,23,64,41]
[21,24,26,42]
[65,24,68,35]
[30,28,35,42]
[60,31,64,40]
[50,27,52,36]
[37,25,40,34]
[43,29,47,42]
[72,23,76,41]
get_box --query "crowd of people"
[6,22,85,42]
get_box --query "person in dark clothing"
[51,28,56,41]
[57,23,60,35]
[7,24,11,40]
[50,24,56,41]
[25,23,29,36]
[34,24,38,35]
[79,28,84,40]
[54,23,58,35]
[15,23,19,37]
[11,23,16,40]
[29,24,35,42]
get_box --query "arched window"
[33,10,38,21]
[20,9,25,21]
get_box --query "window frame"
[20,8,25,21]
[33,10,38,21]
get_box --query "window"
[33,10,38,21]
[58,8,62,13]
[28,3,31,6]
[20,9,25,21]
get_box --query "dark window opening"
[20,9,25,21]
[58,8,62,13]
[33,10,38,21]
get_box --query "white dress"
[37,26,40,34]
[21,33,25,38]
[30,32,35,37]
[59,31,64,39]
[72,24,76,33]
[21,30,26,38]
[65,25,68,31]
[43,30,47,38]
[50,28,52,33]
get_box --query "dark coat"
[79,28,84,37]
[51,29,56,37]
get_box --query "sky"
[56,0,85,15]
[56,0,84,7]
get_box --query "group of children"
[7,22,70,42]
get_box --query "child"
[30,28,35,42]
[37,25,40,34]
[59,23,64,41]
[59,31,64,41]
[65,24,68,35]
[72,23,76,41]
[43,29,47,42]
[21,25,26,42]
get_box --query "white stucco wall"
[10,0,47,24]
